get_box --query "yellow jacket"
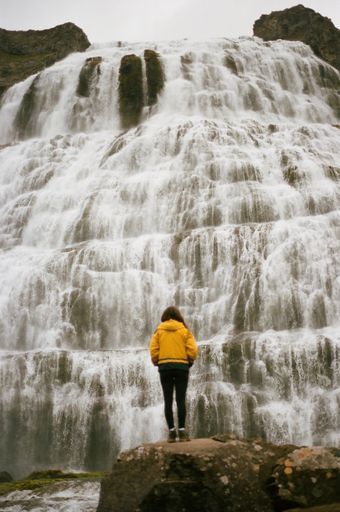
[149,319,198,366]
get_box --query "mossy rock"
[76,56,102,97]
[118,54,143,129]
[144,49,164,106]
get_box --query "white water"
[0,480,100,511]
[0,37,339,478]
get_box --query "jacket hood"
[158,319,185,331]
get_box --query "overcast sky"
[0,0,339,43]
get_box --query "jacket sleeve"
[185,330,198,362]
[149,330,160,365]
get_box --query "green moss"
[118,54,143,129]
[76,56,102,97]
[0,471,106,496]
[144,49,164,106]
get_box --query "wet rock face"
[96,436,340,512]
[0,23,90,97]
[253,4,340,72]
[118,54,143,129]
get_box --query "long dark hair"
[161,306,187,328]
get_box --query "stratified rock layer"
[253,4,340,72]
[97,435,340,512]
[0,22,90,97]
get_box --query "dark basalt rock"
[0,22,90,98]
[144,49,164,106]
[118,54,143,129]
[97,436,340,512]
[76,56,102,97]
[253,4,340,72]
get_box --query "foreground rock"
[0,22,90,97]
[253,4,340,71]
[97,435,340,512]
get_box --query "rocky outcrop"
[118,50,165,129]
[144,49,164,106]
[97,435,340,512]
[0,23,90,98]
[76,56,102,97]
[118,54,144,129]
[253,5,340,72]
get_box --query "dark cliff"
[253,4,340,72]
[0,22,90,98]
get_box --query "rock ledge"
[97,435,340,512]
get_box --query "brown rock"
[253,4,340,72]
[0,23,90,98]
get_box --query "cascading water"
[0,37,339,478]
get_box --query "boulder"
[253,4,340,72]
[96,435,340,512]
[0,22,90,97]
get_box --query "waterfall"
[0,37,339,477]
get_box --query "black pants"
[159,369,189,429]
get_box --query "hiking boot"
[167,429,177,443]
[178,429,190,442]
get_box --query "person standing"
[149,306,198,442]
